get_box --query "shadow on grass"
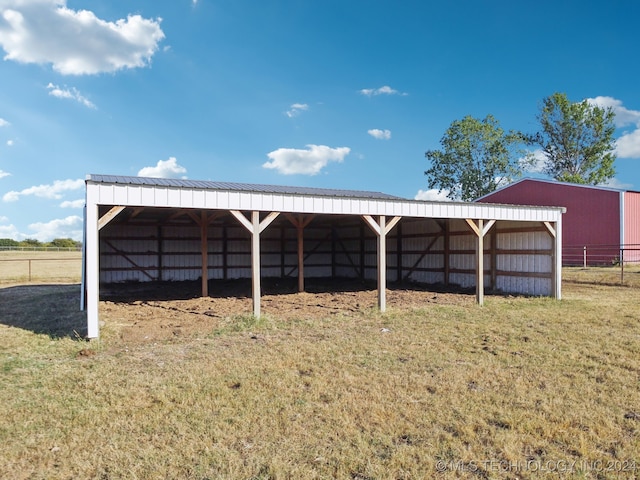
[0,284,87,339]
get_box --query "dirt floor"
[99,278,477,344]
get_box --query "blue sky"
[0,0,639,241]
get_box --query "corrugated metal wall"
[624,191,640,262]
[479,179,619,265]
[100,213,553,296]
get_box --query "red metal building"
[477,178,640,265]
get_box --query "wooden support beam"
[490,226,497,290]
[229,211,281,317]
[129,207,145,219]
[543,221,556,238]
[465,218,495,306]
[200,210,209,297]
[98,206,125,230]
[284,214,315,293]
[103,239,155,281]
[251,212,260,317]
[362,215,402,312]
[477,219,484,306]
[378,216,387,310]
[444,220,450,285]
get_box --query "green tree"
[424,115,525,201]
[0,238,19,247]
[19,239,41,247]
[527,92,616,184]
[48,238,80,249]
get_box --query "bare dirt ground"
[99,278,476,344]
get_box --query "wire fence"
[563,244,640,284]
[0,255,82,283]
[0,246,81,252]
[564,244,640,267]
[3,245,640,285]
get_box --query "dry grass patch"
[1,273,639,479]
[0,251,81,285]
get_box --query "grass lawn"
[0,268,639,479]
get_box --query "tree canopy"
[527,92,616,185]
[424,115,525,201]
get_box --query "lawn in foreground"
[0,277,638,479]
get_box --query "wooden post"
[297,224,304,292]
[396,222,403,284]
[490,226,497,290]
[465,219,495,306]
[362,215,402,312]
[157,225,163,282]
[251,211,260,317]
[230,210,280,318]
[477,219,484,306]
[378,216,387,310]
[201,211,209,297]
[284,214,314,293]
[444,220,450,285]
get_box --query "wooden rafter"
[98,206,125,230]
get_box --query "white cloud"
[0,169,10,179]
[138,157,187,178]
[587,96,640,159]
[0,215,8,222]
[414,189,452,202]
[615,129,640,159]
[0,117,9,127]
[521,149,547,173]
[359,85,407,97]
[0,222,20,239]
[6,139,13,146]
[285,103,308,118]
[27,215,83,242]
[0,0,164,75]
[263,144,350,175]
[2,178,84,202]
[60,198,84,208]
[587,96,640,128]
[47,82,95,108]
[368,128,391,140]
[599,177,633,190]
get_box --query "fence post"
[583,246,587,268]
[28,259,32,282]
[620,248,624,284]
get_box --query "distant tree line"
[424,92,617,201]
[0,238,82,249]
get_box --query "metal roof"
[475,177,640,201]
[86,174,405,201]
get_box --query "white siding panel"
[167,188,180,205]
[141,187,155,205]
[155,188,169,206]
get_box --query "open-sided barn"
[476,178,640,265]
[83,175,565,338]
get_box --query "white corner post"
[362,215,402,311]
[544,218,562,300]
[85,204,127,338]
[465,219,495,306]
[85,202,100,338]
[230,211,280,317]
